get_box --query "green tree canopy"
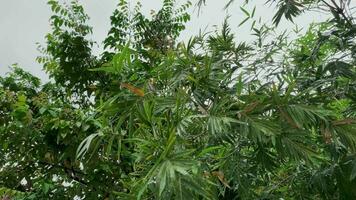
[1,0,355,199]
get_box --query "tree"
[1,0,355,199]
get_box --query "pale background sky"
[0,0,331,81]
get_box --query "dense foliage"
[1,0,355,199]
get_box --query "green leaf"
[76,133,100,159]
[158,161,168,196]
[240,6,250,17]
[251,6,256,17]
[238,17,249,27]
[350,159,356,181]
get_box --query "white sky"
[0,0,331,81]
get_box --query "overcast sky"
[0,0,331,81]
